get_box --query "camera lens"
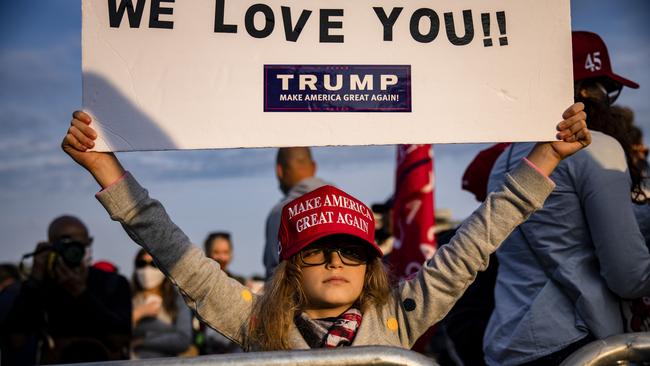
[62,244,85,267]
[53,238,87,268]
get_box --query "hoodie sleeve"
[96,173,255,347]
[393,160,555,348]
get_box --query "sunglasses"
[135,259,157,269]
[299,245,370,266]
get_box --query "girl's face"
[298,236,369,319]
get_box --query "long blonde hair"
[248,255,391,350]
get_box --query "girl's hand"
[62,111,126,188]
[527,102,590,176]
[550,102,591,158]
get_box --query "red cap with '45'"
[572,31,639,91]
[277,185,383,261]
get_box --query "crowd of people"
[0,30,648,366]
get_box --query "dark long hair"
[131,248,178,321]
[575,84,646,203]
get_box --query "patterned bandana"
[295,308,363,348]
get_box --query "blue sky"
[1,0,648,277]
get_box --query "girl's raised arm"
[60,110,254,347]
[392,102,589,348]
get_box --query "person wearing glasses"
[483,31,650,366]
[60,100,589,352]
[130,249,192,359]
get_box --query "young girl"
[61,103,589,351]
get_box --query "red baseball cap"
[92,260,118,273]
[572,31,639,90]
[462,143,511,202]
[278,185,383,261]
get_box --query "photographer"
[2,216,132,365]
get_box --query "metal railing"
[63,346,437,366]
[561,332,650,366]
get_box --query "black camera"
[20,237,88,279]
[51,237,87,268]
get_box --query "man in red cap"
[484,31,649,366]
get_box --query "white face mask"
[136,267,165,290]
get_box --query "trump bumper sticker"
[264,65,411,112]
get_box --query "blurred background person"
[371,198,395,258]
[0,263,23,360]
[263,147,330,278]
[612,106,650,242]
[3,216,131,365]
[440,143,511,366]
[131,249,192,359]
[193,232,243,354]
[615,106,650,195]
[0,263,21,327]
[614,106,650,333]
[484,31,650,366]
[204,232,245,284]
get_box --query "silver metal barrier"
[560,332,650,366]
[64,346,437,366]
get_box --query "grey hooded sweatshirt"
[95,160,553,350]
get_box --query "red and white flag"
[390,144,436,280]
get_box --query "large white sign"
[82,0,573,151]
